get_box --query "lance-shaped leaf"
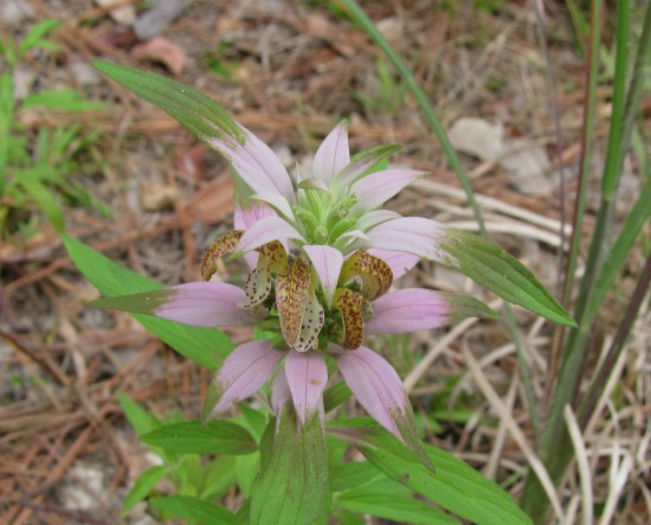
[340,249,393,300]
[440,229,575,327]
[334,287,364,349]
[151,496,235,525]
[328,419,531,525]
[244,240,288,306]
[313,120,350,181]
[365,288,499,335]
[63,235,231,370]
[93,61,294,202]
[284,350,328,424]
[276,258,311,347]
[141,420,257,455]
[250,408,329,525]
[303,244,344,306]
[200,230,244,280]
[92,282,253,327]
[93,60,242,148]
[352,168,424,211]
[335,346,431,470]
[368,218,575,326]
[294,291,325,352]
[202,340,284,420]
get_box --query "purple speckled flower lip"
[93,120,498,447]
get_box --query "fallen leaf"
[132,36,186,75]
[174,145,205,180]
[183,178,234,224]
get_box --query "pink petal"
[366,217,449,263]
[352,169,424,211]
[284,350,328,424]
[237,216,305,254]
[94,282,253,327]
[336,346,408,437]
[313,121,350,181]
[233,202,276,230]
[156,282,253,326]
[365,288,450,334]
[209,340,284,416]
[367,249,420,279]
[271,367,291,417]
[355,210,400,232]
[303,245,344,306]
[252,192,295,223]
[209,125,295,202]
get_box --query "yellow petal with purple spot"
[200,230,244,280]
[334,287,364,349]
[276,258,311,347]
[340,250,393,300]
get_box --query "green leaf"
[331,460,380,492]
[323,380,352,412]
[92,60,243,143]
[23,89,104,112]
[18,170,65,232]
[116,391,161,436]
[150,495,234,525]
[201,456,238,499]
[0,75,13,192]
[442,229,576,327]
[62,234,232,370]
[330,419,531,525]
[122,465,167,515]
[335,478,458,525]
[250,410,329,525]
[141,420,258,455]
[18,20,60,55]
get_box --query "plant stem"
[548,0,603,395]
[522,4,651,516]
[578,250,651,430]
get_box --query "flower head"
[93,62,573,450]
[94,121,498,447]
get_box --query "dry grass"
[1,0,649,523]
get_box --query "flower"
[95,121,500,447]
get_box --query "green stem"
[561,0,603,310]
[578,249,651,430]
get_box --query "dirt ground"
[1,0,649,523]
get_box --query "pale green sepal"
[442,293,501,324]
[92,61,243,143]
[339,144,402,183]
[91,289,176,315]
[250,408,329,525]
[201,373,222,422]
[441,229,576,327]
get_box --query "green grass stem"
[339,0,540,445]
[523,2,651,517]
